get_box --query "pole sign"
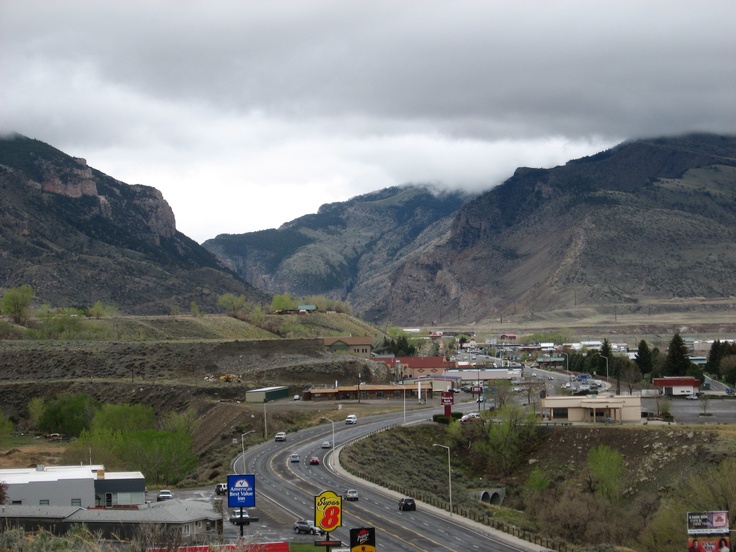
[227,474,255,508]
[350,527,376,552]
[315,490,342,533]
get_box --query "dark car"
[309,456,321,465]
[398,497,416,511]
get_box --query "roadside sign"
[441,392,454,406]
[315,490,342,533]
[227,474,255,508]
[350,527,376,552]
[687,511,729,534]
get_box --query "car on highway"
[321,440,331,448]
[290,453,300,463]
[344,489,359,501]
[293,520,325,535]
[398,497,416,511]
[215,482,227,495]
[274,432,287,442]
[157,490,174,501]
[309,456,321,465]
[345,414,358,424]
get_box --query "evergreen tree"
[663,333,692,376]
[635,340,654,375]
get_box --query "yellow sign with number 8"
[315,490,342,532]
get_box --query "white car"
[274,432,287,442]
[290,453,300,463]
[321,441,331,449]
[686,394,699,400]
[344,489,359,501]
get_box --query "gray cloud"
[1,0,734,242]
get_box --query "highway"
[232,405,548,552]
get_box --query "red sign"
[441,392,454,406]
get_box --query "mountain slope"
[203,185,470,317]
[207,134,736,325]
[0,134,268,313]
[381,134,736,323]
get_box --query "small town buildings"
[540,395,642,424]
[323,336,373,358]
[652,376,701,397]
[302,382,432,402]
[372,356,456,380]
[0,500,223,542]
[1,464,145,508]
[245,385,290,403]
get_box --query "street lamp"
[432,444,452,516]
[240,430,255,474]
[263,400,269,439]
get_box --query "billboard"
[687,511,730,535]
[227,474,255,508]
[314,490,342,533]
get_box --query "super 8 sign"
[314,490,342,532]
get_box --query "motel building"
[540,395,642,424]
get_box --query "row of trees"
[4,394,199,486]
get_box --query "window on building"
[71,498,81,506]
[552,408,569,419]
[105,493,112,507]
[39,500,50,505]
[183,524,191,537]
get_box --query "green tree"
[2,284,34,325]
[270,293,298,312]
[472,405,539,476]
[63,427,124,469]
[634,339,654,375]
[91,404,155,433]
[27,397,46,430]
[720,355,736,386]
[586,445,626,501]
[0,413,14,447]
[218,293,247,316]
[121,430,197,486]
[88,300,117,319]
[663,333,692,376]
[38,392,99,436]
[619,358,642,394]
[190,301,201,317]
[161,407,201,436]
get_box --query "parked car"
[229,510,258,525]
[274,432,287,442]
[460,413,480,423]
[476,396,485,403]
[293,520,325,535]
[215,482,227,495]
[290,453,300,463]
[309,456,321,465]
[321,440,331,449]
[686,394,699,400]
[398,497,416,511]
[344,489,359,501]
[157,490,174,501]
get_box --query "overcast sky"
[2,1,735,243]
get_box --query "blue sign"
[227,474,255,508]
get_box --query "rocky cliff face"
[0,134,266,313]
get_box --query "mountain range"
[3,132,736,324]
[204,133,736,324]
